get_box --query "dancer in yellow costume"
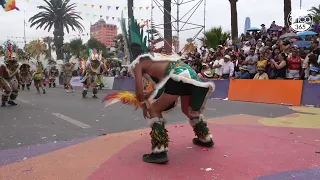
[33,60,46,94]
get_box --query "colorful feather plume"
[102,91,150,110]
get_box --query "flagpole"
[24,10,26,45]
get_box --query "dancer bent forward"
[120,16,215,164]
[0,40,20,107]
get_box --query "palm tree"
[284,0,292,27]
[29,0,84,60]
[229,0,238,41]
[309,5,320,23]
[163,0,172,54]
[204,27,230,49]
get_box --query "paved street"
[0,86,319,180]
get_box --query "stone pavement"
[1,103,319,180]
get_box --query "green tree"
[309,5,320,23]
[0,46,3,56]
[29,0,84,60]
[43,36,54,60]
[204,27,230,49]
[69,38,84,59]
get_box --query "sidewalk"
[0,107,319,180]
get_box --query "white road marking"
[52,113,91,129]
[17,98,30,103]
[206,108,216,111]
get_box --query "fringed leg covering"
[1,95,9,107]
[8,92,18,106]
[21,84,25,90]
[189,115,214,147]
[92,88,98,98]
[142,118,169,164]
[82,88,88,98]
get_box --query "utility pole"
[128,0,134,43]
[176,0,179,53]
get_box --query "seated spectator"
[308,67,320,80]
[270,53,287,79]
[235,65,250,79]
[201,63,214,79]
[220,55,234,79]
[242,41,251,55]
[254,67,269,80]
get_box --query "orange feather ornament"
[102,91,150,110]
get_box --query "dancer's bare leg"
[38,80,46,94]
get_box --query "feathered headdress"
[120,12,148,63]
[3,40,18,63]
[89,48,102,61]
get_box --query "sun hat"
[310,67,319,72]
[239,65,248,71]
[224,55,231,59]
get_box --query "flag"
[1,0,6,9]
[4,0,19,11]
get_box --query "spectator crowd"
[180,22,320,81]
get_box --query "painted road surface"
[0,87,319,180]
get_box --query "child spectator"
[308,67,320,80]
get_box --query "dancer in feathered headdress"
[102,13,215,164]
[19,60,32,91]
[32,59,46,94]
[61,60,75,93]
[0,40,20,107]
[81,49,103,98]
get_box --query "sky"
[0,0,319,49]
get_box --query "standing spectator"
[308,67,320,80]
[270,53,287,79]
[286,46,302,79]
[212,52,223,78]
[255,39,265,54]
[253,67,269,80]
[235,65,250,79]
[244,48,258,78]
[220,55,234,79]
[260,24,267,41]
[242,41,251,55]
[311,40,320,62]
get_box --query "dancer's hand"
[143,108,150,119]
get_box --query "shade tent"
[247,27,260,31]
[279,33,296,39]
[293,41,312,48]
[297,31,318,37]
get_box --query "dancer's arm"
[132,64,144,103]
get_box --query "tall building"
[244,17,251,33]
[90,19,117,47]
